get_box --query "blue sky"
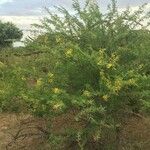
[0,0,150,16]
[0,0,149,38]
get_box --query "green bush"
[0,0,150,149]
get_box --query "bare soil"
[0,113,50,150]
[0,113,150,150]
[119,116,150,150]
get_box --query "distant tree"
[0,21,23,47]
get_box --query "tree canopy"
[0,21,23,47]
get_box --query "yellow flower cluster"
[100,71,112,89]
[48,72,54,83]
[100,71,124,95]
[93,131,101,141]
[106,63,113,69]
[102,95,109,101]
[48,72,54,78]
[97,49,105,65]
[56,37,64,43]
[36,78,43,87]
[0,90,5,94]
[21,77,26,81]
[65,49,73,58]
[21,94,28,100]
[127,78,137,85]
[52,101,64,110]
[97,49,119,70]
[0,61,5,68]
[106,53,119,69]
[138,64,143,70]
[113,77,123,93]
[44,35,48,43]
[53,88,61,94]
[83,90,91,97]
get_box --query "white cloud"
[0,16,41,29]
[0,15,42,40]
[119,3,150,12]
[118,3,150,29]
[0,0,13,5]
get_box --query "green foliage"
[0,21,23,47]
[0,0,150,149]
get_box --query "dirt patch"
[0,113,50,150]
[51,109,84,135]
[0,113,150,150]
[119,116,150,150]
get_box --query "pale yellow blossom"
[52,101,64,110]
[48,72,54,83]
[48,72,54,78]
[36,78,43,87]
[65,49,73,57]
[0,61,5,68]
[102,95,109,101]
[107,63,113,69]
[48,79,53,83]
[21,77,26,81]
[128,78,136,85]
[53,88,61,94]
[83,90,91,97]
[113,78,123,93]
[56,37,63,43]
[0,90,5,94]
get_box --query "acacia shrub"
[24,0,150,148]
[0,0,150,149]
